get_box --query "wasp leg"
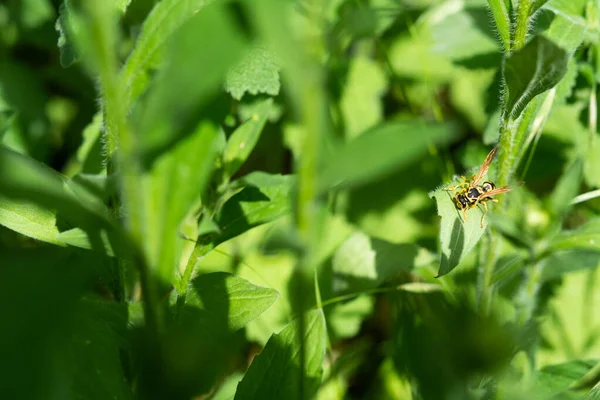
[480,201,489,228]
[461,207,468,222]
[489,198,499,203]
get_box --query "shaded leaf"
[134,4,246,162]
[222,98,272,181]
[540,250,600,280]
[504,35,570,119]
[234,309,326,400]
[184,272,279,332]
[429,187,487,277]
[141,122,219,281]
[318,121,459,194]
[225,44,280,100]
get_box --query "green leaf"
[183,272,279,331]
[69,299,132,400]
[120,0,216,107]
[533,6,587,53]
[429,186,487,277]
[234,309,326,400]
[57,227,126,257]
[340,56,388,139]
[332,231,427,292]
[134,4,246,162]
[551,218,600,252]
[549,158,583,216]
[225,44,280,100]
[540,250,600,280]
[68,112,105,176]
[504,35,570,120]
[532,360,597,399]
[0,146,110,229]
[327,295,374,340]
[0,195,64,246]
[141,121,219,281]
[318,121,458,194]
[215,172,294,245]
[222,98,273,182]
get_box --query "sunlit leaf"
[533,360,597,397]
[340,56,388,139]
[332,231,427,292]
[234,309,326,400]
[429,185,488,277]
[215,172,294,245]
[0,195,64,246]
[225,44,280,100]
[550,218,600,252]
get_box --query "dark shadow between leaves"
[137,272,239,399]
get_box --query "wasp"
[444,146,514,228]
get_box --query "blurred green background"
[1,0,600,399]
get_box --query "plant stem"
[487,0,512,52]
[82,1,161,334]
[513,0,532,51]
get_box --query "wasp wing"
[472,146,499,186]
[478,185,512,199]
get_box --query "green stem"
[81,1,161,334]
[513,0,532,51]
[487,0,512,52]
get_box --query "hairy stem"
[487,0,512,52]
[513,0,532,51]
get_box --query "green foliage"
[234,309,326,400]
[2,0,600,398]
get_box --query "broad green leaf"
[549,158,583,216]
[532,360,597,398]
[340,56,388,139]
[120,0,216,106]
[215,172,294,245]
[212,372,244,400]
[134,4,246,162]
[225,44,280,100]
[234,309,326,400]
[318,121,458,194]
[142,122,219,281]
[0,195,64,246]
[551,218,600,252]
[332,231,427,292]
[69,299,132,400]
[0,146,109,229]
[504,35,570,119]
[544,0,587,16]
[222,98,272,181]
[533,6,587,53]
[183,272,279,331]
[429,186,487,277]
